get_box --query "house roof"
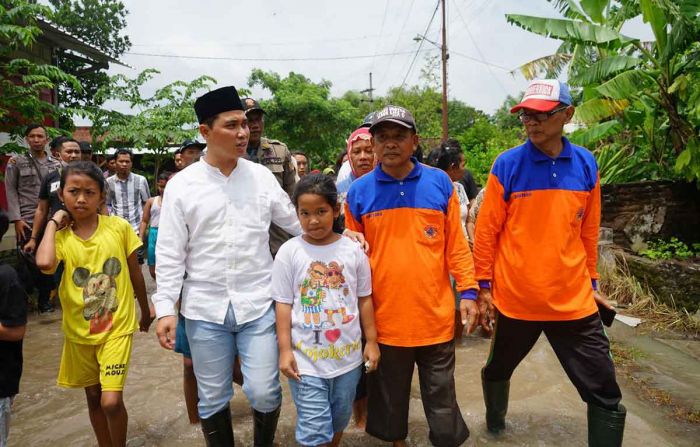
[37,18,128,68]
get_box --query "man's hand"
[477,288,495,333]
[23,238,37,253]
[279,349,301,381]
[14,220,30,243]
[594,290,614,310]
[459,299,480,335]
[342,229,369,253]
[156,315,178,349]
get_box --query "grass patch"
[600,257,700,337]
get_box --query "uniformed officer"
[4,124,61,313]
[243,98,298,256]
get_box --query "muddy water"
[8,268,700,446]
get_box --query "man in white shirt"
[152,86,302,446]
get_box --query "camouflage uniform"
[246,137,298,255]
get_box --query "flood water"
[8,267,700,446]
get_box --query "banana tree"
[506,0,700,183]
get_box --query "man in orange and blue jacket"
[473,79,626,446]
[346,105,479,447]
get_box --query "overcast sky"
[94,0,653,115]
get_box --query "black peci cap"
[194,86,245,124]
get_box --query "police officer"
[243,98,298,256]
[4,124,61,313]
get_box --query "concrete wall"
[601,181,700,249]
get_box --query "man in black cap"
[345,105,479,447]
[177,139,206,169]
[242,98,298,257]
[152,86,302,446]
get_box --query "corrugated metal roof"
[37,17,128,67]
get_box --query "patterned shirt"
[106,173,150,234]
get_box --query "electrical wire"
[123,49,438,62]
[377,0,416,89]
[452,0,511,95]
[400,0,440,88]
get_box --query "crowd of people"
[0,78,627,447]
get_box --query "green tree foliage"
[88,69,216,183]
[48,0,131,108]
[248,69,363,167]
[507,0,700,183]
[0,0,82,154]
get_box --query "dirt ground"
[8,266,700,446]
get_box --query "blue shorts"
[174,313,191,358]
[147,227,158,266]
[288,367,361,446]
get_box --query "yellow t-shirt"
[51,215,142,344]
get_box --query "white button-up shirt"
[152,157,302,325]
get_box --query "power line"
[401,0,441,89]
[451,0,512,96]
[369,0,391,75]
[377,0,416,89]
[123,49,438,62]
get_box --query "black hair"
[292,173,342,234]
[114,148,133,160]
[158,171,172,182]
[202,113,219,128]
[292,151,308,160]
[0,208,9,240]
[79,141,93,153]
[436,146,463,173]
[292,173,337,208]
[58,138,79,151]
[60,161,106,193]
[50,136,67,150]
[427,147,441,167]
[444,138,461,151]
[24,123,47,136]
[414,144,424,163]
[106,153,116,162]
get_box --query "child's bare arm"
[127,251,152,332]
[276,302,300,380]
[36,209,69,271]
[359,295,380,372]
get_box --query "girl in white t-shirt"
[272,173,379,447]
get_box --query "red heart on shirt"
[324,329,341,343]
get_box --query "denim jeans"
[288,367,361,446]
[185,304,281,419]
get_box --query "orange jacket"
[345,161,478,346]
[473,138,600,321]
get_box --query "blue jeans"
[288,367,361,446]
[185,304,281,419]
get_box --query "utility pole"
[361,72,375,106]
[440,0,449,142]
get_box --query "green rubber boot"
[481,369,510,433]
[588,403,626,447]
[201,405,234,447]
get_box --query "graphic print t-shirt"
[46,215,142,344]
[272,236,372,379]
